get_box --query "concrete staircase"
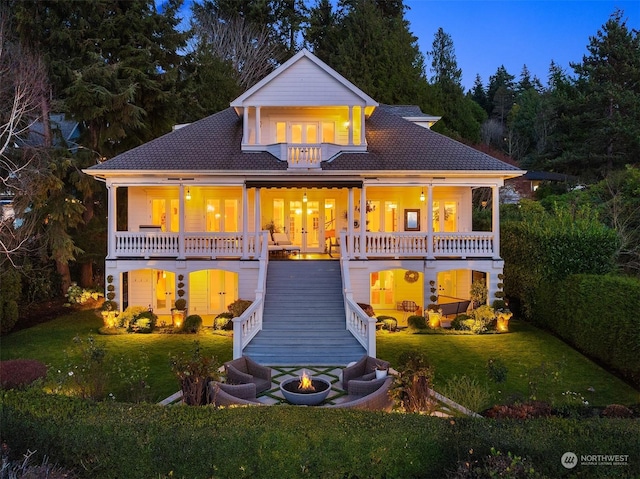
[243,260,366,365]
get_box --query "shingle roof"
[89,106,520,173]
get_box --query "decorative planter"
[428,311,442,329]
[496,311,512,332]
[172,309,186,328]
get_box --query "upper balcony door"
[151,198,179,232]
[290,122,318,144]
[206,199,239,232]
[432,201,458,232]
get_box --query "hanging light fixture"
[303,191,307,203]
[420,190,425,202]
[186,187,191,201]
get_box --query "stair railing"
[341,256,377,356]
[232,231,269,358]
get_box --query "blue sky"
[405,0,640,90]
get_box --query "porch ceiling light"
[186,187,191,201]
[420,190,425,202]
[303,192,308,203]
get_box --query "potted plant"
[426,280,442,328]
[492,274,511,332]
[375,363,388,379]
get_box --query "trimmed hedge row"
[533,274,640,388]
[1,390,639,479]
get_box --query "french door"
[288,199,323,253]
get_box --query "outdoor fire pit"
[280,371,332,406]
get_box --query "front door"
[288,198,324,253]
[154,270,175,314]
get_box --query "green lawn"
[2,310,638,406]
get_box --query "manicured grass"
[0,310,233,402]
[2,311,638,406]
[377,319,640,407]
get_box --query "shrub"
[441,375,491,413]
[0,359,47,389]
[357,302,376,316]
[174,298,187,311]
[486,358,508,384]
[0,448,77,479]
[214,312,234,330]
[227,299,253,317]
[182,314,203,333]
[483,401,553,419]
[0,267,21,334]
[376,315,397,331]
[169,341,220,405]
[127,310,157,333]
[468,305,495,334]
[391,351,437,414]
[450,448,540,479]
[602,404,634,418]
[407,315,427,330]
[534,274,640,388]
[450,314,472,330]
[65,283,103,305]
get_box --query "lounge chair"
[272,232,300,255]
[224,356,272,393]
[342,355,390,394]
[327,377,393,411]
[208,381,262,407]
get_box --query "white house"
[85,49,524,364]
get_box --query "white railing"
[349,232,495,258]
[286,144,322,168]
[341,257,377,356]
[115,232,179,257]
[233,233,269,358]
[113,232,263,259]
[433,233,494,257]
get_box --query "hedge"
[534,274,640,388]
[1,390,639,479]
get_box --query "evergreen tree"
[470,74,489,114]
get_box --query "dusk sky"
[405,0,640,90]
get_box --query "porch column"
[347,187,354,259]
[255,107,261,145]
[254,187,262,258]
[178,184,186,260]
[242,184,249,259]
[106,184,117,259]
[427,185,434,259]
[359,186,367,259]
[348,106,354,145]
[492,185,500,259]
[360,106,366,145]
[243,107,249,145]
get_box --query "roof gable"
[231,49,378,108]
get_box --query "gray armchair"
[224,356,272,393]
[208,381,261,407]
[342,355,390,394]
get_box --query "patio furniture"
[342,355,390,394]
[208,381,262,407]
[272,232,301,255]
[327,377,393,411]
[438,298,471,318]
[224,356,272,393]
[401,300,419,321]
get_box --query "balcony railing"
[112,231,496,260]
[286,144,322,168]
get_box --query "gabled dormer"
[230,49,378,168]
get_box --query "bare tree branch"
[191,11,280,89]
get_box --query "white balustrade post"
[359,186,367,259]
[492,185,500,259]
[242,184,249,259]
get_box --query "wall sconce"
[303,192,307,203]
[186,187,191,201]
[420,190,425,202]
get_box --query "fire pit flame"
[298,370,316,391]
